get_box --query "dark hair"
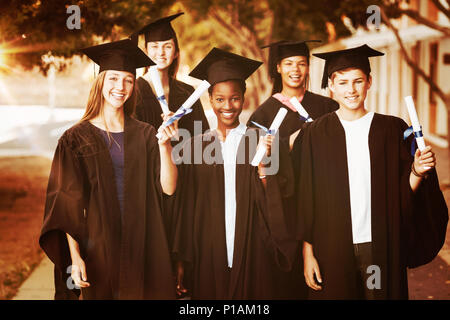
[271,56,310,95]
[208,79,247,96]
[167,36,180,78]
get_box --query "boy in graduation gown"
[172,48,297,299]
[130,13,210,136]
[248,40,338,147]
[39,39,178,299]
[294,44,448,299]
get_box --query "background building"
[310,0,450,147]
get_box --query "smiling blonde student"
[294,44,448,300]
[39,39,179,300]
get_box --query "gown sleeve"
[148,124,179,255]
[148,126,163,196]
[39,135,88,270]
[170,138,196,264]
[294,123,315,244]
[254,134,297,272]
[397,119,449,268]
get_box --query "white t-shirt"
[338,111,374,244]
[219,123,247,268]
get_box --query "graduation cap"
[189,47,262,86]
[130,12,184,44]
[313,44,384,89]
[261,40,321,78]
[81,38,154,76]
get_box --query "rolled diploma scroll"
[251,107,288,167]
[289,97,312,122]
[156,80,211,139]
[404,96,426,151]
[149,65,170,115]
[178,80,211,113]
[405,96,430,170]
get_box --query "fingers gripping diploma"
[303,242,323,291]
[158,112,179,195]
[257,134,274,183]
[158,112,179,145]
[414,146,436,175]
[410,146,436,192]
[259,134,275,157]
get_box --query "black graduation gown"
[247,91,339,138]
[295,112,448,299]
[247,91,338,299]
[39,117,176,300]
[135,77,210,136]
[135,77,210,256]
[172,128,297,299]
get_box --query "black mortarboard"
[261,40,321,78]
[81,39,154,76]
[130,12,184,44]
[189,47,262,86]
[313,44,384,89]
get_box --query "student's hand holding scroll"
[258,134,274,157]
[257,134,274,182]
[158,112,179,145]
[413,146,435,176]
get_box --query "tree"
[0,0,173,74]
[176,0,379,108]
[0,0,378,108]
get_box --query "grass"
[0,156,51,300]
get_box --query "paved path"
[12,256,54,300]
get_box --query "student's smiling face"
[210,80,244,131]
[102,70,135,110]
[146,38,178,70]
[329,68,371,112]
[277,55,309,89]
